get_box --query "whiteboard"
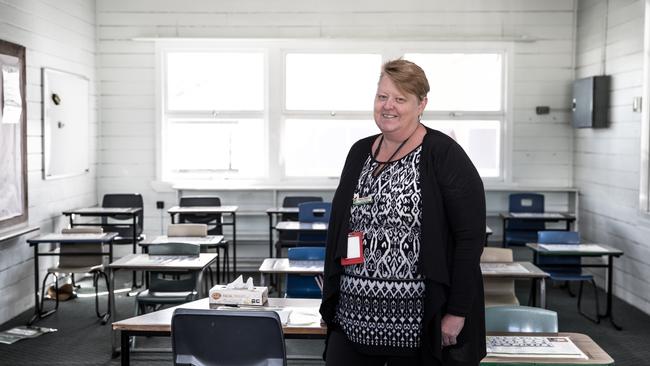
[42,68,89,179]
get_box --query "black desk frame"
[501,213,576,248]
[27,233,117,325]
[529,247,623,330]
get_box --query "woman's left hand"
[441,314,465,347]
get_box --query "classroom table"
[258,258,324,291]
[480,261,550,308]
[108,252,218,356]
[112,295,613,366]
[63,207,143,286]
[140,235,227,284]
[259,258,547,307]
[266,207,327,257]
[526,243,624,330]
[26,232,118,325]
[167,205,238,275]
[500,212,576,247]
[112,297,322,365]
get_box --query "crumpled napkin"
[225,275,255,290]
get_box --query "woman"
[320,59,486,366]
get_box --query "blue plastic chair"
[486,305,558,333]
[285,247,325,298]
[296,202,331,246]
[275,197,323,257]
[536,231,600,323]
[504,193,545,247]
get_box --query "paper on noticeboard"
[2,65,21,124]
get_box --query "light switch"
[633,96,642,112]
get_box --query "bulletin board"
[42,68,90,179]
[0,39,28,230]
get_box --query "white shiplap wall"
[575,0,650,314]
[0,0,97,324]
[96,0,578,265]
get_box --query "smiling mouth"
[382,114,397,118]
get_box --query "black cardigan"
[320,127,487,365]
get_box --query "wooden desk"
[108,253,218,356]
[167,205,238,276]
[112,297,323,365]
[258,258,324,288]
[500,212,576,248]
[140,235,227,283]
[26,232,118,325]
[481,261,550,308]
[482,332,614,365]
[526,243,624,330]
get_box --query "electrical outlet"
[156,201,164,209]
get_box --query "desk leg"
[501,218,506,248]
[232,213,237,279]
[539,278,546,309]
[110,268,120,356]
[599,256,622,330]
[268,213,274,258]
[121,331,131,366]
[28,245,40,325]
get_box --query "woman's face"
[373,76,427,135]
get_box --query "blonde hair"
[380,59,430,102]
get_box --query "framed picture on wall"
[0,39,28,230]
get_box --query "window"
[158,41,509,185]
[406,53,505,178]
[161,50,266,181]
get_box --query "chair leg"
[577,280,601,324]
[40,272,59,314]
[565,281,576,297]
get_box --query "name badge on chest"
[352,194,373,206]
[341,231,364,266]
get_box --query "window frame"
[155,39,514,187]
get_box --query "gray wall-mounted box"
[571,75,609,128]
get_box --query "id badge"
[341,231,364,266]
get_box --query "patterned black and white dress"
[335,145,425,356]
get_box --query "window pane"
[284,119,377,177]
[167,52,264,111]
[165,118,265,178]
[405,53,502,111]
[422,120,501,177]
[286,53,382,111]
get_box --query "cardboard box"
[209,285,268,306]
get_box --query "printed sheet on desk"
[486,336,587,359]
[480,262,528,274]
[538,244,608,252]
[215,306,322,327]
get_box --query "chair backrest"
[485,305,558,333]
[147,242,200,293]
[172,308,287,366]
[58,227,105,268]
[298,202,331,223]
[288,247,326,261]
[480,248,517,306]
[179,196,222,235]
[536,231,581,269]
[509,193,544,213]
[168,224,208,237]
[505,193,545,239]
[480,247,512,262]
[279,196,323,241]
[286,247,325,298]
[101,193,144,237]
